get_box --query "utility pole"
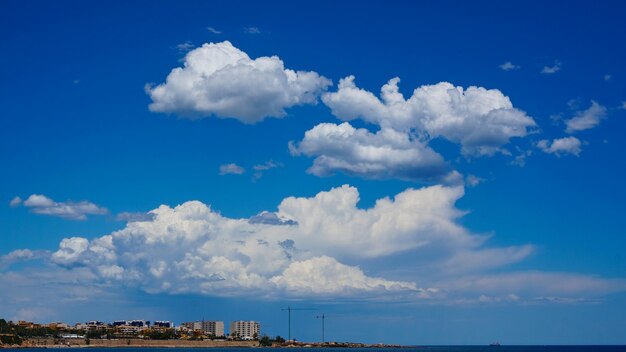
[315,314,326,343]
[285,306,291,341]
[281,306,315,341]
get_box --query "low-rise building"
[111,320,150,338]
[60,334,84,339]
[112,320,150,328]
[17,321,40,329]
[84,321,107,331]
[46,322,71,330]
[153,321,174,329]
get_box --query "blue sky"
[1,0,626,345]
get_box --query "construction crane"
[315,313,327,343]
[281,306,316,341]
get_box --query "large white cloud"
[3,184,623,303]
[39,184,538,299]
[275,184,475,259]
[147,41,332,123]
[321,76,536,156]
[293,77,536,181]
[291,122,455,182]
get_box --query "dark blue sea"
[6,348,626,352]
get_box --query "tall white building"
[181,320,224,336]
[229,321,260,339]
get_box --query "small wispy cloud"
[252,160,283,181]
[0,249,49,270]
[9,196,22,207]
[541,60,562,74]
[207,26,222,34]
[465,174,485,188]
[244,26,261,34]
[175,41,194,53]
[565,101,607,133]
[549,113,563,125]
[510,150,533,167]
[567,98,580,110]
[219,163,245,175]
[537,137,582,157]
[12,194,108,220]
[253,160,283,171]
[604,74,612,81]
[499,61,520,71]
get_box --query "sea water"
[6,347,626,352]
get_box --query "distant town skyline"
[4,318,261,339]
[1,0,626,345]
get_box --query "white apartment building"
[229,321,260,339]
[181,320,224,336]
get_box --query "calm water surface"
[8,347,626,352]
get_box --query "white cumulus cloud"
[291,122,451,181]
[2,184,621,303]
[565,101,607,133]
[292,122,454,183]
[39,184,537,299]
[147,41,332,123]
[321,76,536,156]
[15,194,108,220]
[537,137,582,157]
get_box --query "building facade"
[180,320,224,337]
[229,321,260,339]
[153,321,174,329]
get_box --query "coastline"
[1,339,259,349]
[1,339,407,349]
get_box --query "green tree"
[0,335,22,345]
[85,330,104,339]
[144,329,177,340]
[259,335,272,347]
